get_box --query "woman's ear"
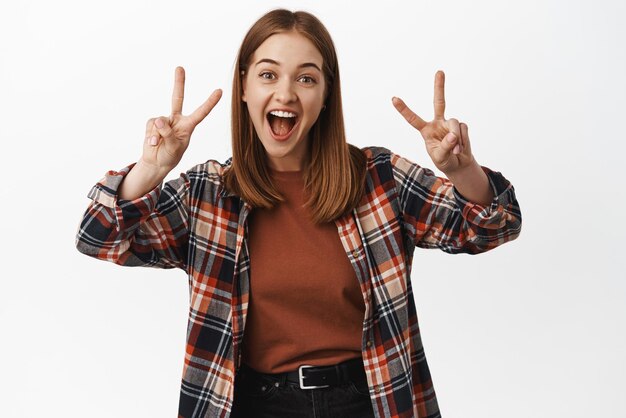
[241,70,247,102]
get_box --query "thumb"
[154,117,175,140]
[439,132,458,155]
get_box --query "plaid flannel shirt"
[76,146,521,418]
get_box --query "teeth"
[269,110,297,118]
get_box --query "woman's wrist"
[118,158,169,200]
[136,158,172,181]
[445,160,494,206]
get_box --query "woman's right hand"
[141,66,222,174]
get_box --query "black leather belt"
[240,357,367,390]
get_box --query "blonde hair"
[224,9,366,223]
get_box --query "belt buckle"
[298,365,330,390]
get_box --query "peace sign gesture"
[392,71,474,175]
[142,66,222,173]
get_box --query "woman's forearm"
[445,161,494,206]
[118,159,169,200]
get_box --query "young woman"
[76,9,521,418]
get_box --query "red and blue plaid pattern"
[76,146,521,417]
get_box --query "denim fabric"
[231,362,376,418]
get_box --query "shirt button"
[375,385,383,393]
[366,340,373,348]
[352,250,360,258]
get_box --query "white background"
[1,0,624,417]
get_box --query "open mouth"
[267,110,298,138]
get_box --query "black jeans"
[231,360,376,418]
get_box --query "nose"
[274,78,297,103]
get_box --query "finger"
[154,116,174,140]
[144,130,161,147]
[171,66,185,116]
[460,122,471,155]
[434,70,446,120]
[440,132,458,155]
[430,131,457,165]
[188,89,223,126]
[392,96,427,131]
[146,134,160,146]
[145,118,156,135]
[144,118,160,147]
[446,118,461,151]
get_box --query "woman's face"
[243,30,326,171]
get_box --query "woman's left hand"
[392,70,474,176]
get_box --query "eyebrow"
[254,58,322,72]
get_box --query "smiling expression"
[242,31,326,171]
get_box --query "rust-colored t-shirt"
[242,168,365,373]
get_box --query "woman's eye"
[259,72,275,80]
[299,75,316,84]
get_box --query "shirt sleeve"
[390,151,522,254]
[75,163,191,271]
